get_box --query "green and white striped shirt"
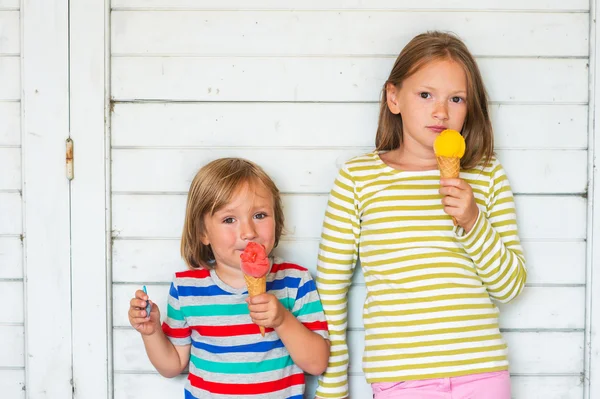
[315,152,527,398]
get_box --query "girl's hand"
[439,178,479,233]
[128,289,161,336]
[247,293,288,330]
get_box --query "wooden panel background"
[108,2,589,398]
[0,5,24,398]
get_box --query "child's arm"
[315,166,359,399]
[129,288,191,377]
[248,293,330,374]
[442,160,527,303]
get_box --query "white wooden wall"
[108,1,589,398]
[2,1,599,398]
[0,1,25,397]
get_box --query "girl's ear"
[386,82,401,115]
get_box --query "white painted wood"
[0,57,20,100]
[111,0,589,11]
[0,281,23,323]
[0,102,20,145]
[112,373,583,399]
[0,11,19,54]
[0,0,19,7]
[112,239,585,285]
[0,325,24,367]
[586,1,600,397]
[0,148,21,189]
[111,148,587,194]
[69,0,110,398]
[0,237,22,279]
[112,328,583,374]
[111,284,583,331]
[111,58,588,103]
[111,194,587,240]
[112,103,587,150]
[112,12,588,57]
[0,370,25,399]
[0,192,22,234]
[22,0,72,396]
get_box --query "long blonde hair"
[181,158,284,269]
[376,31,494,169]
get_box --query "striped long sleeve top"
[315,152,526,398]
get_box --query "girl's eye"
[254,213,267,220]
[419,92,431,99]
[451,96,464,103]
[223,217,235,224]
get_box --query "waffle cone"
[244,273,267,336]
[436,156,461,226]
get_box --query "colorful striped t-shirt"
[162,259,329,399]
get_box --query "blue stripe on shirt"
[192,338,285,353]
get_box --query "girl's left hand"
[439,178,479,233]
[247,293,288,330]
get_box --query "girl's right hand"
[128,289,161,336]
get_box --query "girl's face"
[387,59,468,155]
[200,181,276,272]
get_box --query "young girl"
[315,31,526,399]
[128,158,330,399]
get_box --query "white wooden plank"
[111,58,588,103]
[0,237,22,278]
[0,370,25,399]
[112,103,588,150]
[0,148,21,190]
[112,12,587,57]
[112,194,586,240]
[113,328,583,374]
[111,0,589,11]
[0,11,19,54]
[111,149,586,194]
[0,281,23,323]
[0,102,20,145]
[22,0,72,396]
[70,0,110,397]
[0,57,19,100]
[0,0,19,7]
[112,372,583,399]
[112,284,582,331]
[0,325,24,367]
[0,192,22,234]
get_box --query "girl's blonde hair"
[181,158,284,270]
[376,31,494,169]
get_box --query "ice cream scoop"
[434,129,466,226]
[240,242,270,337]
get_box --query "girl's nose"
[433,101,449,120]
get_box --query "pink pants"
[372,370,511,399]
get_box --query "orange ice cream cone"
[434,129,466,226]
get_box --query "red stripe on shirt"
[176,269,211,279]
[270,262,308,273]
[303,320,328,332]
[162,322,191,338]
[188,372,304,394]
[191,323,274,337]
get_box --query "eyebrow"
[420,86,467,95]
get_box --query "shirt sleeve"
[291,270,330,341]
[315,165,360,399]
[456,160,527,303]
[161,277,192,345]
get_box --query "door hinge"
[66,138,74,180]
